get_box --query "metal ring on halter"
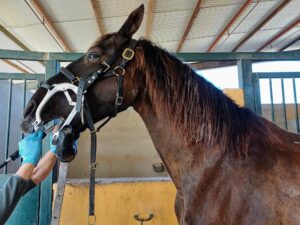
[113,66,125,76]
[87,215,96,225]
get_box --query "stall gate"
[0,49,299,225]
[253,72,300,133]
[0,57,61,225]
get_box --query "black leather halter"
[41,39,138,224]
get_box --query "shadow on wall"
[68,108,168,178]
[0,80,34,174]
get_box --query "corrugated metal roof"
[38,0,95,22]
[151,10,192,43]
[0,0,40,27]
[55,20,100,51]
[187,4,242,39]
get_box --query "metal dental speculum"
[32,82,83,133]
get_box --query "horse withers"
[21,4,300,225]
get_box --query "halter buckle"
[115,96,123,106]
[101,61,110,72]
[89,163,97,171]
[72,77,81,84]
[122,48,135,60]
[87,215,96,225]
[113,66,125,76]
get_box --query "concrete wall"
[67,88,246,178]
[68,108,167,178]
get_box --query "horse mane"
[134,39,272,157]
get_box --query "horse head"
[20,5,145,140]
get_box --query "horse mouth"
[20,100,37,133]
[20,116,35,133]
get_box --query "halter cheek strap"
[59,39,138,224]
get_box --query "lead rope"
[83,100,97,225]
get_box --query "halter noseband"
[34,39,138,224]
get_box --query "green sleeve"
[0,175,36,224]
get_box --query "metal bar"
[1,49,300,62]
[254,72,300,79]
[39,60,60,225]
[4,80,13,174]
[0,49,46,61]
[257,16,300,52]
[293,78,300,132]
[174,51,300,61]
[252,73,262,114]
[207,0,252,52]
[237,59,256,111]
[20,80,27,166]
[269,79,275,122]
[281,78,288,129]
[233,0,292,52]
[48,52,83,61]
[0,73,44,80]
[51,162,69,225]
[279,35,300,52]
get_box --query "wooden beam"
[90,0,106,36]
[207,0,252,52]
[26,0,71,52]
[0,23,45,70]
[257,16,300,52]
[279,35,300,51]
[232,0,292,52]
[2,59,28,73]
[145,0,155,39]
[0,24,30,51]
[0,25,31,72]
[176,0,202,53]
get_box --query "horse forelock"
[133,39,272,157]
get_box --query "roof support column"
[238,59,256,112]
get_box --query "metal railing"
[253,72,300,133]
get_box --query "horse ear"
[119,4,144,38]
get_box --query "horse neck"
[133,87,225,192]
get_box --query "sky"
[198,61,300,104]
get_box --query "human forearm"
[31,151,57,184]
[15,163,35,180]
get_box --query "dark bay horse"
[21,5,300,225]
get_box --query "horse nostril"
[23,100,37,119]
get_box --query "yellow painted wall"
[223,88,244,107]
[56,179,178,225]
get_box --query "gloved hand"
[19,131,43,165]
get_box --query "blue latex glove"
[19,131,43,165]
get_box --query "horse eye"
[88,53,100,62]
